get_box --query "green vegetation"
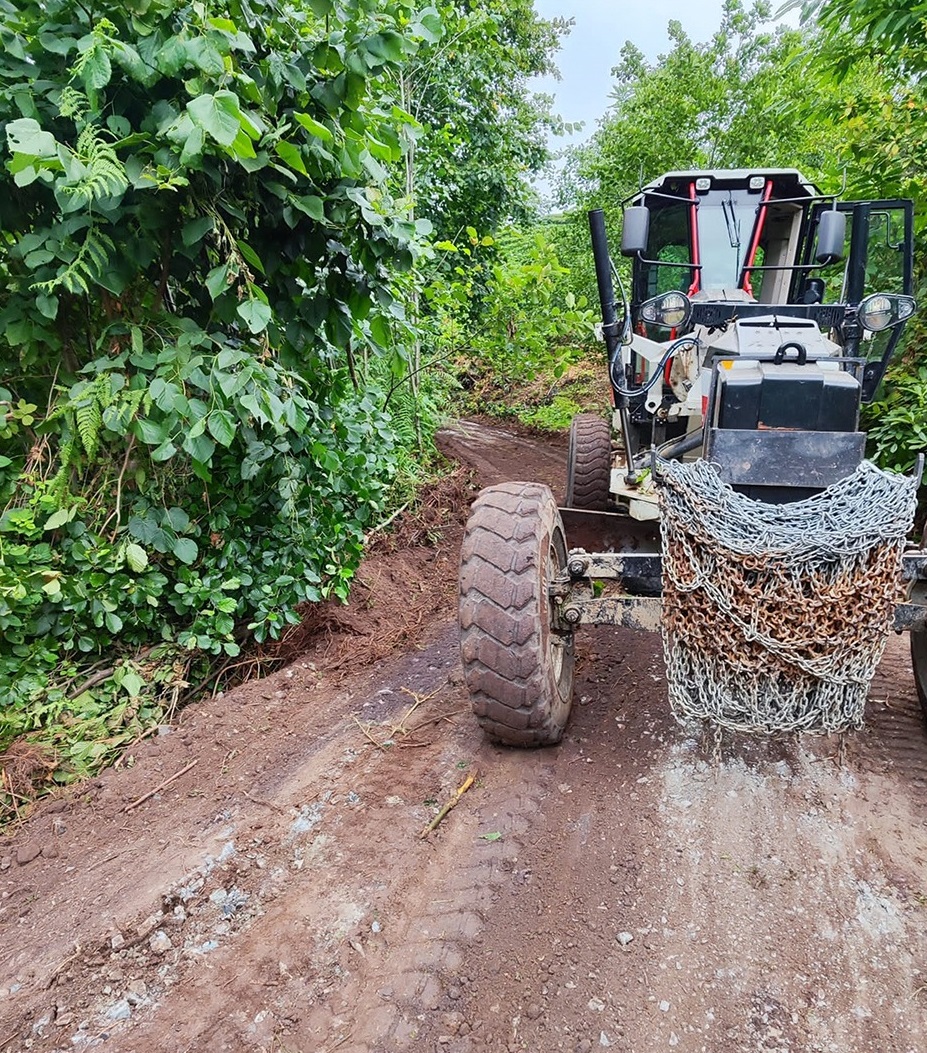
[0,0,564,798]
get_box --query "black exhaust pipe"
[588,209,637,485]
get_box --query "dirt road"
[3,419,927,1053]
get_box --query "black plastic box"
[715,362,860,432]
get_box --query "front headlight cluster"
[858,293,917,332]
[639,290,691,330]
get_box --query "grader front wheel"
[459,482,575,746]
[565,413,612,511]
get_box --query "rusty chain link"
[656,458,918,735]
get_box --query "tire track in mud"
[76,627,566,1053]
[856,635,927,811]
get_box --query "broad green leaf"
[207,409,236,446]
[369,315,391,347]
[164,507,190,532]
[237,298,272,333]
[6,118,56,158]
[44,507,72,531]
[187,37,225,76]
[173,537,199,564]
[187,91,241,147]
[180,125,205,165]
[274,141,307,175]
[151,438,177,461]
[236,239,265,275]
[79,45,112,90]
[182,215,214,247]
[125,543,149,572]
[136,417,167,444]
[35,293,59,320]
[291,194,325,221]
[294,112,333,142]
[205,262,231,299]
[230,128,257,160]
[118,668,145,696]
[183,431,216,462]
[364,32,406,65]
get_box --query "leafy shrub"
[0,0,442,777]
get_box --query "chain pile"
[656,458,918,734]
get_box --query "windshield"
[696,190,760,289]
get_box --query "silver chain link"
[656,458,918,735]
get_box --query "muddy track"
[3,419,927,1053]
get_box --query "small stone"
[110,933,126,952]
[616,932,633,947]
[371,919,382,934]
[126,979,147,997]
[0,857,11,871]
[16,842,42,866]
[575,1040,593,1053]
[587,997,605,1012]
[148,931,172,955]
[103,965,125,983]
[438,1038,452,1046]
[525,1003,543,1020]
[106,1000,131,1021]
[599,1032,611,1047]
[54,1012,73,1027]
[136,915,160,939]
[41,843,59,859]
[659,1000,670,1012]
[448,986,462,1001]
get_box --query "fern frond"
[58,87,89,121]
[32,225,116,296]
[75,398,102,459]
[60,125,128,203]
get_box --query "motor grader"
[458,168,927,746]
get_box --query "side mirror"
[815,210,846,264]
[621,206,650,257]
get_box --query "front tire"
[459,483,575,746]
[565,413,612,511]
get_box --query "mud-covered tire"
[459,482,575,746]
[911,626,927,727]
[565,413,612,510]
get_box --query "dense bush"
[0,0,441,771]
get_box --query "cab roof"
[633,169,822,203]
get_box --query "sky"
[531,1,801,175]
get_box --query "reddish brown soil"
[3,420,927,1053]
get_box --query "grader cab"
[459,169,927,746]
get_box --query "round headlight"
[639,290,691,329]
[860,294,893,332]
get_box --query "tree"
[398,0,567,242]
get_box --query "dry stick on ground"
[122,759,198,813]
[420,773,476,839]
[244,791,287,815]
[353,715,388,750]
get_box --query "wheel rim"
[547,527,570,692]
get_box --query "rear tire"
[459,482,575,746]
[565,413,612,510]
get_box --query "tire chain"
[656,458,918,734]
